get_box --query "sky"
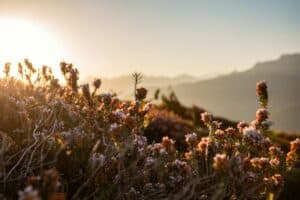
[0,0,299,78]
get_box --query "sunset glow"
[0,18,65,77]
[0,1,300,199]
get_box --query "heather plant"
[0,61,299,199]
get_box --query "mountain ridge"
[82,53,300,131]
[170,53,300,131]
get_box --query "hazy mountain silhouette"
[82,73,212,98]
[171,54,300,132]
[84,53,300,131]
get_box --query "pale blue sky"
[0,0,299,77]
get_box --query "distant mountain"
[82,73,211,98]
[170,54,300,132]
[82,54,300,131]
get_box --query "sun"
[0,18,66,77]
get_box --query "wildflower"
[225,127,237,137]
[232,152,243,170]
[100,93,112,105]
[286,138,300,167]
[259,157,270,169]
[109,123,123,141]
[24,58,36,73]
[201,112,212,124]
[90,153,106,169]
[136,87,148,101]
[145,157,156,168]
[270,158,280,168]
[18,186,41,200]
[211,121,222,130]
[269,146,283,158]
[246,171,257,182]
[147,143,164,156]
[213,153,229,172]
[250,157,260,168]
[271,174,284,188]
[109,123,120,132]
[81,84,91,104]
[185,133,198,147]
[223,142,236,154]
[197,137,209,153]
[256,80,268,107]
[134,135,148,149]
[215,129,225,139]
[184,151,193,160]
[242,157,251,171]
[93,78,101,89]
[250,157,270,169]
[169,159,191,176]
[60,61,68,75]
[255,108,269,123]
[256,80,268,96]
[162,136,175,153]
[242,127,264,146]
[111,97,121,108]
[262,137,272,149]
[4,62,11,77]
[290,138,300,152]
[159,147,167,155]
[59,62,79,92]
[263,177,271,185]
[286,151,296,166]
[18,62,23,78]
[142,102,152,113]
[237,121,248,132]
[129,100,140,114]
[124,115,136,129]
[112,109,126,121]
[250,120,260,129]
[172,159,188,169]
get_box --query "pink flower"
[255,108,269,123]
[201,112,212,124]
[213,153,229,172]
[197,137,210,153]
[270,158,280,168]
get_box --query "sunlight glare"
[0,18,66,78]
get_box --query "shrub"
[0,60,298,199]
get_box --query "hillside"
[82,73,217,99]
[84,54,300,132]
[171,54,300,131]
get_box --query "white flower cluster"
[135,135,148,150]
[90,153,106,169]
[112,109,126,120]
[185,132,198,147]
[243,127,264,146]
[18,186,40,200]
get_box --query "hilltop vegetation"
[0,60,300,199]
[95,54,300,132]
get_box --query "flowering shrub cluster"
[0,60,299,199]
